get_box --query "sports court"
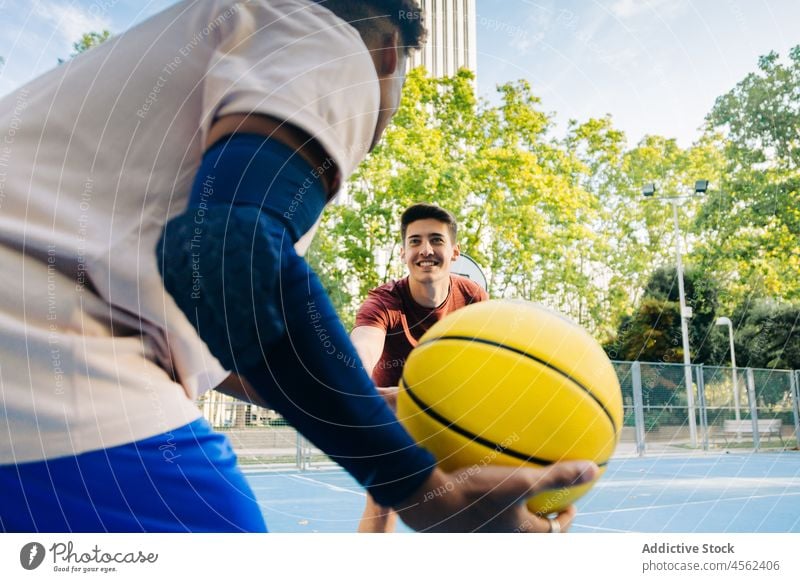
[244,450,800,533]
[219,358,800,533]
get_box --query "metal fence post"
[696,364,709,451]
[631,361,646,457]
[296,432,309,471]
[746,368,760,452]
[791,370,800,450]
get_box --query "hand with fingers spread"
[394,461,599,533]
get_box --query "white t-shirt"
[0,0,380,463]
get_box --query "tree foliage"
[58,30,111,63]
[72,30,112,55]
[699,45,800,307]
[735,300,800,371]
[311,48,800,373]
[605,266,719,364]
[604,46,800,369]
[310,68,609,331]
[569,124,724,339]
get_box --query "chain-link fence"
[201,361,800,468]
[618,361,800,455]
[199,390,328,468]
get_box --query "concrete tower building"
[409,0,477,77]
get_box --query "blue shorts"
[0,418,267,532]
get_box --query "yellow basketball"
[396,299,622,514]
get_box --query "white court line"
[574,523,632,533]
[286,474,367,497]
[596,476,800,489]
[581,490,800,516]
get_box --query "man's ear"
[375,29,401,76]
[451,244,461,261]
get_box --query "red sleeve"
[456,277,489,303]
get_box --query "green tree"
[72,30,111,55]
[309,68,607,331]
[608,298,681,363]
[606,266,722,416]
[566,120,724,341]
[735,300,800,370]
[700,46,800,308]
[727,299,800,406]
[310,67,732,343]
[620,136,724,304]
[605,265,720,364]
[58,30,111,63]
[563,116,628,339]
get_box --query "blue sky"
[1,0,799,147]
[476,0,800,146]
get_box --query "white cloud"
[596,46,640,71]
[610,0,687,20]
[0,0,115,93]
[33,0,113,49]
[510,34,532,55]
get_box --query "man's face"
[400,218,460,284]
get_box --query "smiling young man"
[350,203,489,532]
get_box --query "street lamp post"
[715,316,741,424]
[643,180,708,447]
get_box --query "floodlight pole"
[642,180,708,448]
[670,198,698,448]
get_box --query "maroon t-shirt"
[354,275,488,386]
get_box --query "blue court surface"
[244,452,800,533]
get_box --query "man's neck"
[408,276,451,308]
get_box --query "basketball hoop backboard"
[451,253,487,290]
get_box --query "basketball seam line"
[402,378,610,469]
[416,334,619,434]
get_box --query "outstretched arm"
[350,325,386,379]
[350,325,398,409]
[158,118,598,531]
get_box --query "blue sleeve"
[157,135,435,506]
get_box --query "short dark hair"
[313,0,426,55]
[401,203,458,243]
